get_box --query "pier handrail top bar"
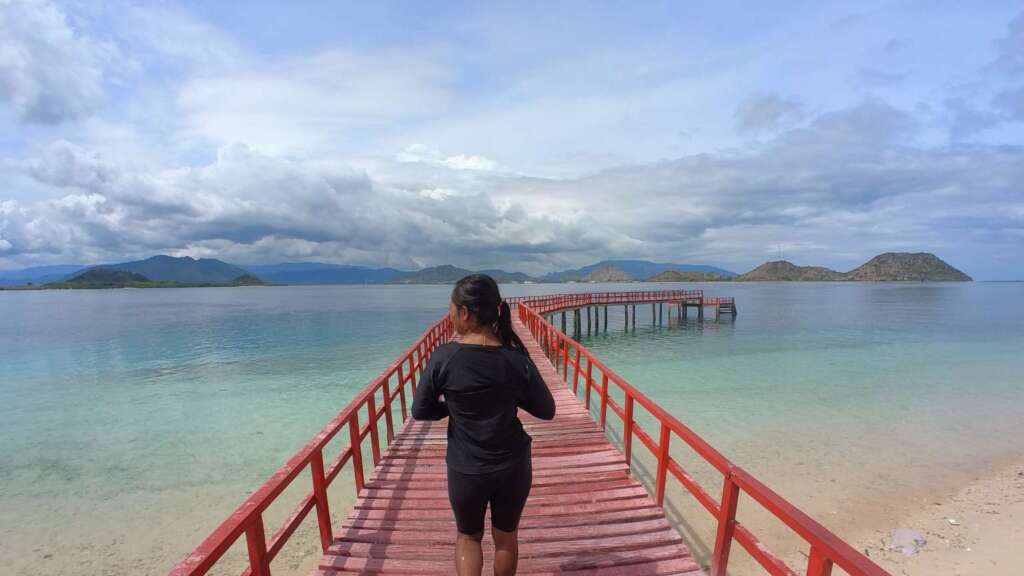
[516,295,888,576]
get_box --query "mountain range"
[538,259,736,282]
[243,262,405,284]
[0,252,971,288]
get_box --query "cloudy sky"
[1,1,1022,278]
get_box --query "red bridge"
[170,290,888,576]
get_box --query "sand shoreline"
[852,456,1024,576]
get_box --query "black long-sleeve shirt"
[411,342,556,474]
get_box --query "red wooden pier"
[170,290,889,576]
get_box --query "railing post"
[599,373,609,429]
[806,546,834,576]
[623,394,634,467]
[562,338,569,380]
[572,347,582,394]
[310,449,333,553]
[397,363,408,422]
[583,360,593,410]
[655,422,670,506]
[382,372,395,444]
[367,394,381,466]
[711,471,740,576]
[245,514,271,576]
[408,356,417,395]
[349,412,365,494]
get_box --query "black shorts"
[447,455,532,535]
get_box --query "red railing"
[506,289,704,315]
[169,316,455,576]
[516,299,888,576]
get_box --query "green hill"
[46,267,266,289]
[102,255,251,283]
[62,268,153,288]
[739,261,846,281]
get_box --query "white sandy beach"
[855,458,1024,576]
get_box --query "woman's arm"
[411,347,450,421]
[520,356,556,420]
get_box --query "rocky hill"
[844,253,972,281]
[646,270,734,282]
[739,261,846,281]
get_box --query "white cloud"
[176,49,451,156]
[0,0,121,124]
[2,99,1022,279]
[397,144,499,172]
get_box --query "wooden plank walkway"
[312,314,703,575]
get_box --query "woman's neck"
[459,326,502,346]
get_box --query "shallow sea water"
[1,282,1022,574]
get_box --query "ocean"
[1,282,1022,574]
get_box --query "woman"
[412,274,556,576]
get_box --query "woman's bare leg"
[455,531,484,576]
[492,527,519,576]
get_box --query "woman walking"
[412,274,556,576]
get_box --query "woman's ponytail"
[497,300,527,352]
[451,274,526,352]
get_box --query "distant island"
[0,252,970,290]
[729,253,971,282]
[0,256,266,289]
[42,265,265,289]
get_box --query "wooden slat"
[315,314,703,575]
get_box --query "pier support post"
[682,303,688,320]
[587,306,591,335]
[652,303,656,325]
[562,311,566,333]
[594,305,599,334]
[603,306,608,331]
[624,305,628,330]
[698,298,704,321]
[632,305,636,329]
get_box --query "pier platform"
[170,289,888,576]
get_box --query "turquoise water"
[1,282,1023,574]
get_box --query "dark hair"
[451,273,526,352]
